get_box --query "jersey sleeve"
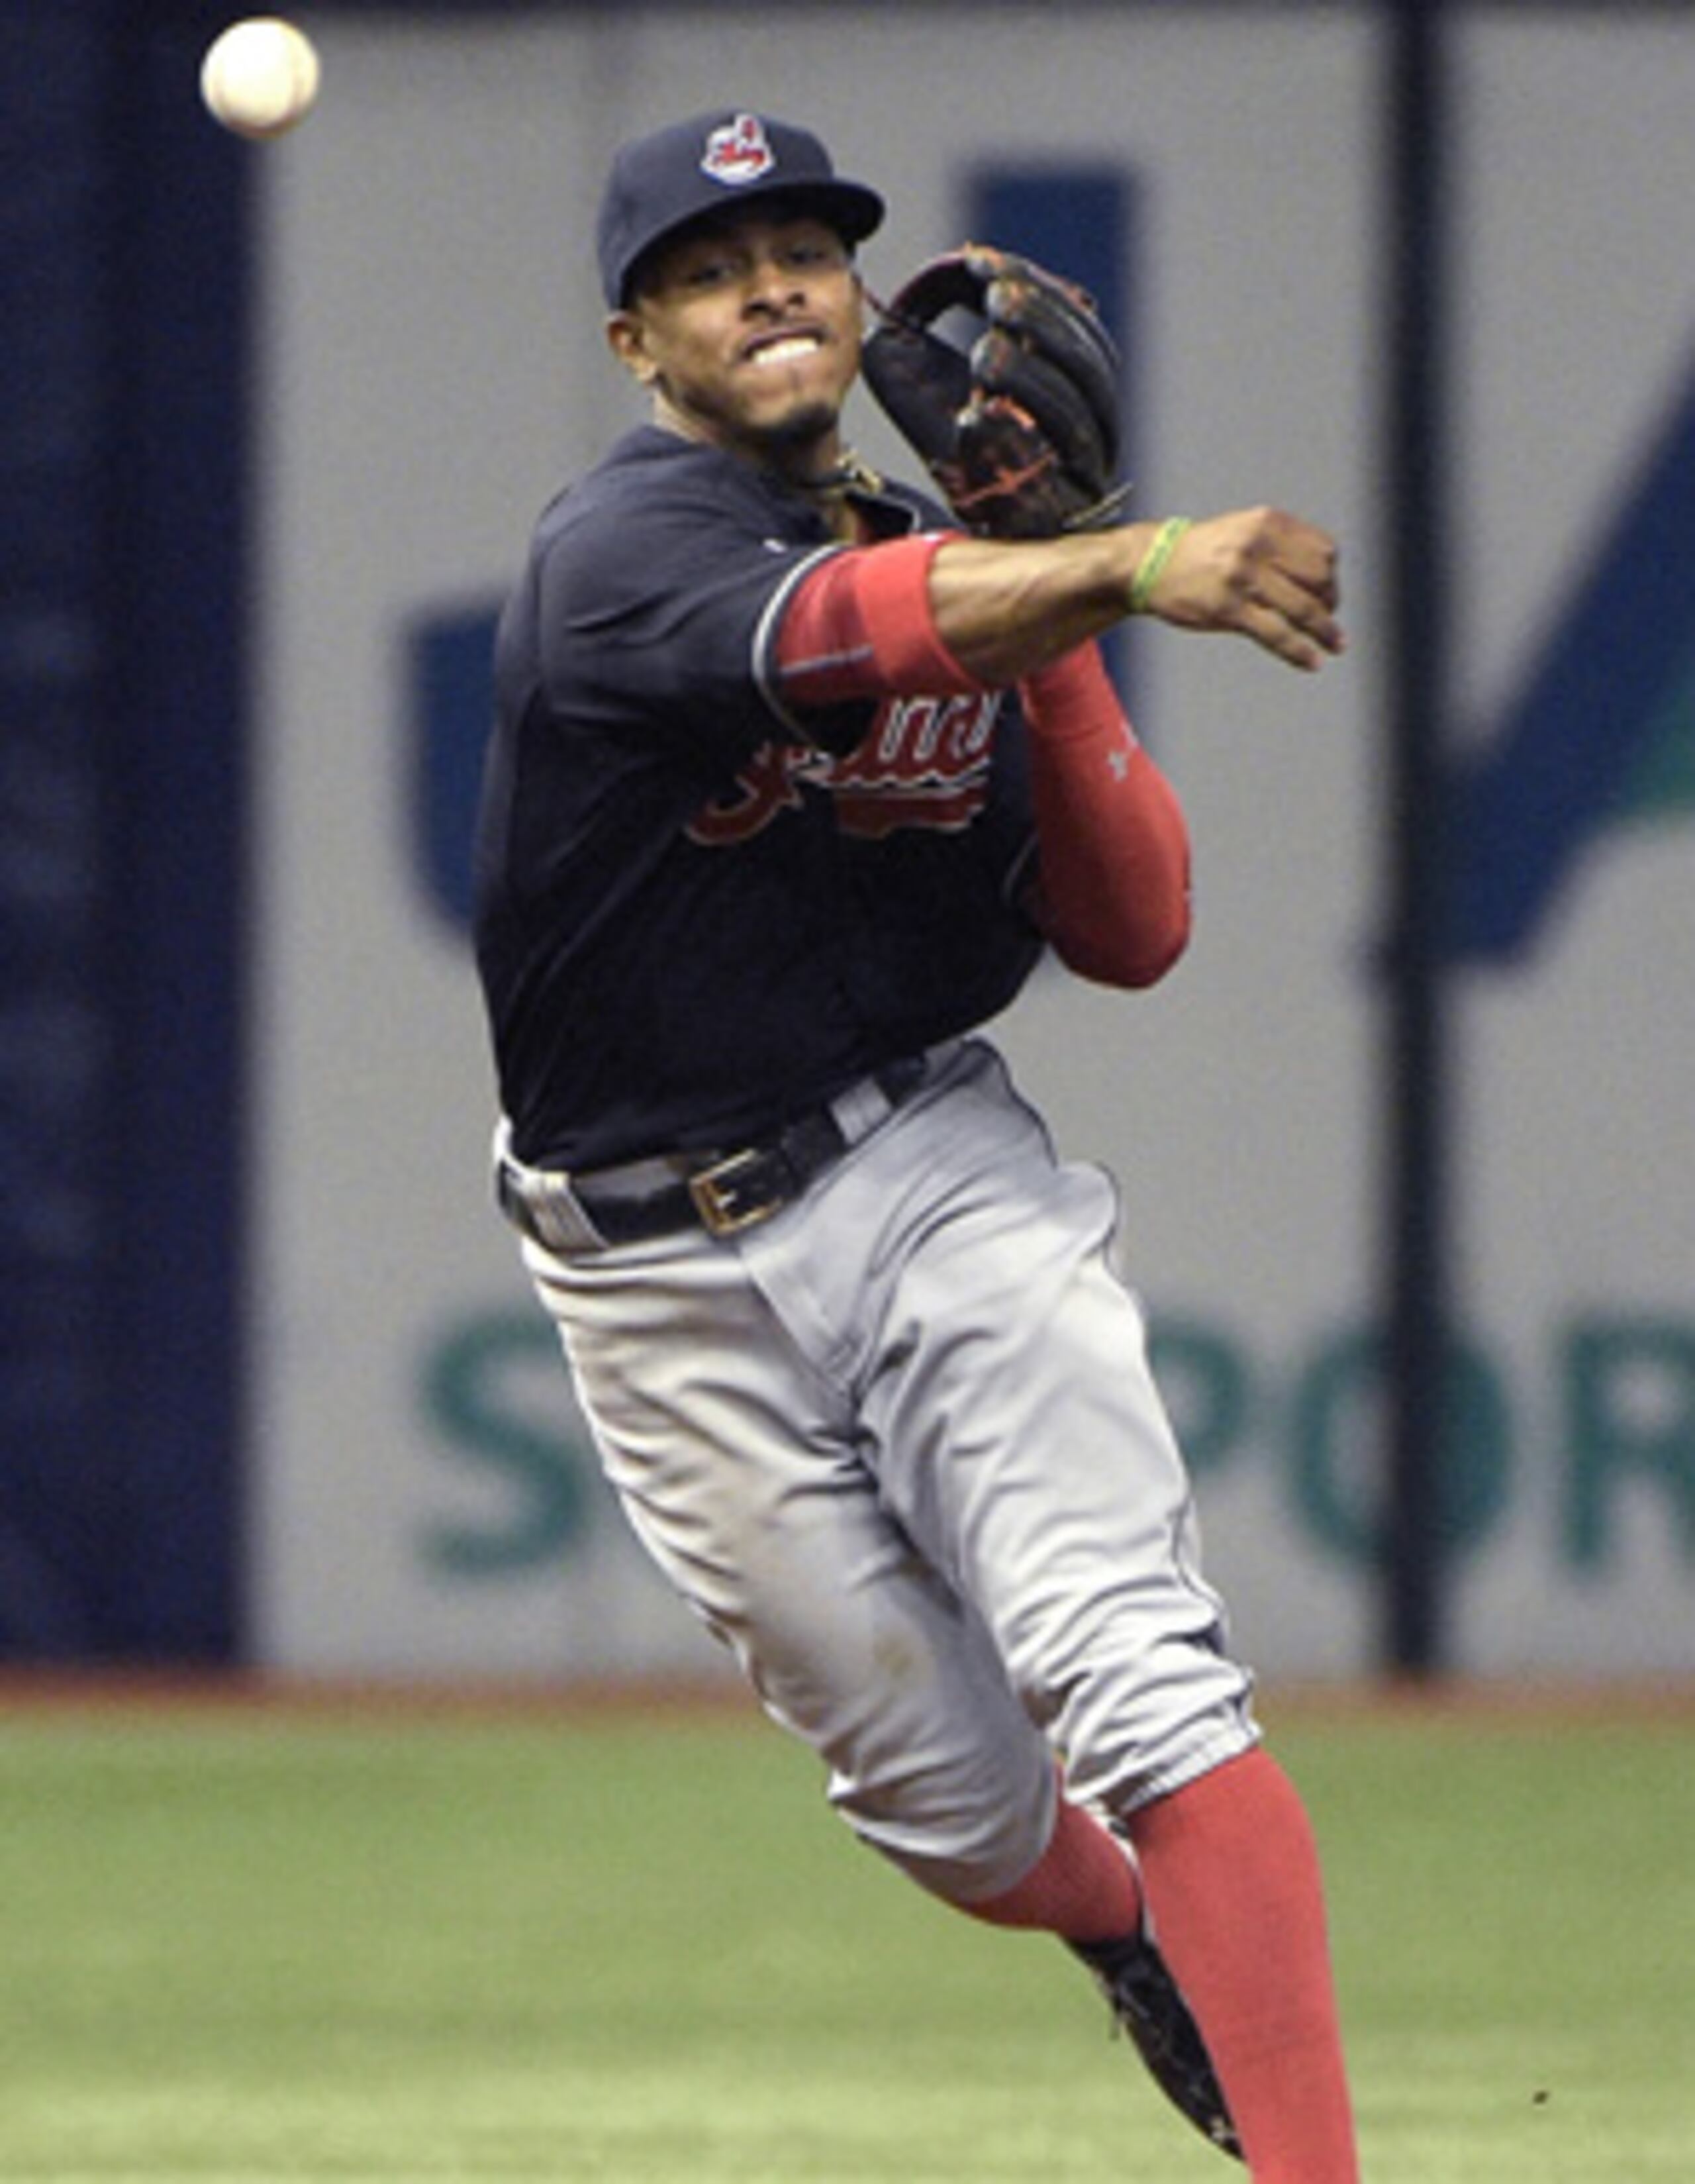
[526,465,838,779]
[763,536,983,721]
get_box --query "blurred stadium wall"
[3,1,1692,1682]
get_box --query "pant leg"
[518,1220,1057,1903]
[736,1040,1259,1824]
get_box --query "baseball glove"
[861,244,1127,539]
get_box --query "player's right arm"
[925,507,1345,682]
[773,506,1343,717]
[771,504,1338,991]
[771,534,1194,992]
[772,502,1343,714]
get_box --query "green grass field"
[0,1687,1689,2181]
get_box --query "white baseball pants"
[514,1038,1259,1903]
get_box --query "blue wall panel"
[0,3,249,1659]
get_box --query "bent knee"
[827,1747,1057,1907]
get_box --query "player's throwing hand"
[1130,505,1345,672]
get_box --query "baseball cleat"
[1069,1928,1243,2160]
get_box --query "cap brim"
[618,175,885,304]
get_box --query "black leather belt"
[497,1055,931,1250]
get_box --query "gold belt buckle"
[687,1146,785,1236]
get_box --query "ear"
[606,311,658,387]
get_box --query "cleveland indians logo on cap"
[701,113,776,186]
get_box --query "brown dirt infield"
[1,1666,1691,1727]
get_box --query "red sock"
[959,1795,1142,1943]
[1126,1747,1359,2184]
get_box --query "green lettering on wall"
[1290,1328,1512,1567]
[1563,1317,1695,1570]
[418,1312,592,1575]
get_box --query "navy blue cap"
[597,110,885,309]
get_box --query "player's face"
[610,209,863,476]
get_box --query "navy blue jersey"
[475,426,1045,1168]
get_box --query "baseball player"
[476,109,1357,2180]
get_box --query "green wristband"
[1129,517,1194,613]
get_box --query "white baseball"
[201,18,321,141]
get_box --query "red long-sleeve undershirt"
[774,536,1191,989]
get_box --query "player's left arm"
[1016,643,1191,989]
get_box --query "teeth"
[751,336,818,366]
